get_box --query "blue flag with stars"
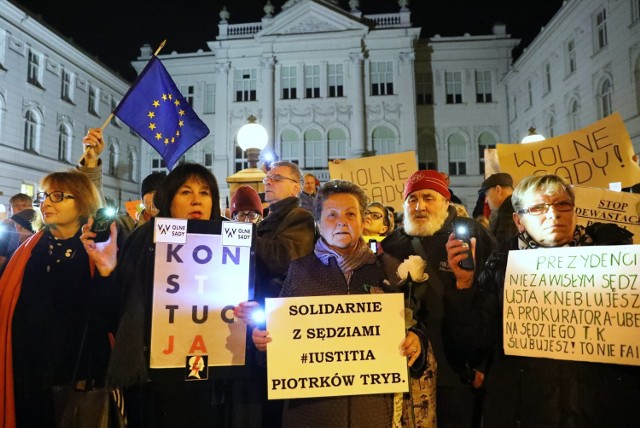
[113,56,209,170]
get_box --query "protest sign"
[503,245,640,366]
[150,226,254,369]
[497,112,640,187]
[124,199,142,220]
[328,151,416,211]
[574,186,640,244]
[265,293,409,399]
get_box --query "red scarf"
[0,231,43,428]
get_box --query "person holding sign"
[445,174,640,427]
[92,163,225,428]
[252,179,429,427]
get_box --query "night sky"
[16,0,564,82]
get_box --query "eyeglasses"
[517,200,574,216]
[35,191,75,204]
[262,174,298,184]
[234,211,260,221]
[364,210,384,220]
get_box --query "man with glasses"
[445,174,638,427]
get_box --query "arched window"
[569,99,580,131]
[599,78,613,118]
[280,129,301,165]
[372,125,396,155]
[547,115,556,138]
[304,128,325,169]
[448,133,466,176]
[328,128,347,161]
[477,132,496,175]
[24,110,39,152]
[128,150,138,181]
[108,139,119,176]
[58,124,71,162]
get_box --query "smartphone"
[90,207,115,242]
[369,239,378,254]
[454,223,475,270]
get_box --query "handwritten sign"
[150,233,252,368]
[328,152,417,211]
[574,186,640,244]
[503,245,640,366]
[497,113,640,188]
[265,294,409,399]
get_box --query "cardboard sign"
[124,199,142,221]
[328,151,417,211]
[150,232,253,368]
[154,217,188,244]
[265,293,409,399]
[574,186,640,244]
[503,245,640,366]
[497,112,640,188]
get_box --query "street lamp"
[521,127,546,144]
[237,115,268,168]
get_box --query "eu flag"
[113,56,210,170]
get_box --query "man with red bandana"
[382,170,497,428]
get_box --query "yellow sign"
[574,186,640,244]
[328,151,417,211]
[503,245,640,366]
[265,294,409,399]
[497,112,640,187]
[124,199,142,221]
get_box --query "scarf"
[314,237,375,284]
[517,225,592,249]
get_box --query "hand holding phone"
[454,223,475,271]
[90,207,115,242]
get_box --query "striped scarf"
[314,237,375,284]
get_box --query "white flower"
[396,255,429,283]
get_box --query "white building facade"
[0,0,141,212]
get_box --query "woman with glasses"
[0,170,120,427]
[444,174,640,427]
[362,202,392,238]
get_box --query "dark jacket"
[382,206,497,387]
[298,191,316,213]
[278,251,424,428]
[255,196,316,302]
[488,194,518,242]
[446,223,640,427]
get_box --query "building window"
[181,85,195,106]
[61,69,74,103]
[544,63,552,94]
[280,129,301,165]
[20,183,35,198]
[203,152,213,168]
[234,69,257,102]
[566,38,577,75]
[304,65,320,98]
[0,29,7,69]
[599,78,613,118]
[128,150,138,181]
[234,145,248,172]
[27,49,43,87]
[527,81,533,108]
[447,133,466,176]
[370,61,394,96]
[595,8,608,51]
[372,126,396,155]
[88,86,99,115]
[111,98,121,127]
[416,72,433,105]
[445,71,462,104]
[569,99,581,130]
[281,66,297,99]
[58,124,71,162]
[328,128,347,161]
[478,132,496,175]
[108,139,119,176]
[547,115,556,138]
[633,0,640,23]
[204,83,215,114]
[304,129,325,169]
[328,64,344,98]
[151,157,167,173]
[511,95,518,119]
[24,110,39,152]
[475,71,492,103]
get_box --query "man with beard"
[382,170,497,428]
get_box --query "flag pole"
[79,40,167,164]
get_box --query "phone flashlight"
[455,224,475,271]
[251,308,266,329]
[90,207,116,242]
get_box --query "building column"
[350,52,366,157]
[260,56,276,153]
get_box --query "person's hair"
[511,174,575,213]
[40,170,102,226]
[314,180,368,221]
[366,201,391,233]
[154,163,221,219]
[451,203,470,218]
[140,171,167,197]
[303,173,316,180]
[271,161,302,182]
[9,193,32,205]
